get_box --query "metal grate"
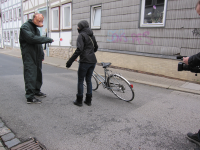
[10,138,47,150]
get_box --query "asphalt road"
[0,53,199,150]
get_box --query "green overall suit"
[19,19,53,99]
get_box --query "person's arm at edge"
[185,52,200,67]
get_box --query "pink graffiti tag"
[131,31,153,45]
[131,33,142,44]
[107,30,153,45]
[143,31,153,45]
[112,33,128,43]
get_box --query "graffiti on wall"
[107,29,153,45]
[192,28,200,37]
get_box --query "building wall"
[1,0,22,48]
[72,0,200,56]
[71,0,200,82]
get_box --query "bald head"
[33,13,44,27]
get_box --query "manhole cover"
[10,137,47,150]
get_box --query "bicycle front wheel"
[108,74,134,101]
[83,74,99,91]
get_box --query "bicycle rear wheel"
[83,74,99,91]
[108,74,134,101]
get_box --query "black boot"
[73,94,83,106]
[84,94,92,106]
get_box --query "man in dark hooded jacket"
[66,20,98,106]
[19,13,53,104]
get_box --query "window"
[62,3,71,29]
[14,31,18,43]
[13,8,17,20]
[4,31,6,41]
[29,13,34,20]
[5,11,8,21]
[9,9,12,20]
[140,0,167,27]
[2,13,5,22]
[24,14,28,22]
[7,31,10,42]
[51,7,60,30]
[18,7,21,19]
[91,5,101,29]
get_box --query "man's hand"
[183,57,189,65]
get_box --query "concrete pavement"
[0,48,200,95]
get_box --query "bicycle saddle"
[101,62,111,68]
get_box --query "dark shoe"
[73,95,83,107]
[186,132,200,146]
[84,94,92,106]
[35,92,46,98]
[27,97,42,104]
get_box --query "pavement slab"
[1,132,15,142]
[0,127,11,136]
[4,138,20,149]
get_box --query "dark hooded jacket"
[188,52,200,67]
[19,19,53,61]
[67,20,98,66]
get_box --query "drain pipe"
[21,0,24,24]
[46,0,49,57]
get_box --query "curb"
[0,119,21,150]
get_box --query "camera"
[177,56,200,74]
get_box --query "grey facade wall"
[72,0,200,57]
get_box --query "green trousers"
[22,52,43,99]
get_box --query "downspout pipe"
[21,0,24,24]
[46,0,49,57]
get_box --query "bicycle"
[84,62,134,102]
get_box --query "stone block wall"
[48,47,75,60]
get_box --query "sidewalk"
[0,48,200,95]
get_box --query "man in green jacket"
[19,13,53,104]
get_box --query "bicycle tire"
[108,74,134,101]
[91,75,99,91]
[83,74,99,91]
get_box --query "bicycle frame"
[93,68,110,88]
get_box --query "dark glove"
[66,61,72,68]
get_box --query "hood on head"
[77,20,89,30]
[77,20,93,36]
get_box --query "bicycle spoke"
[108,74,134,101]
